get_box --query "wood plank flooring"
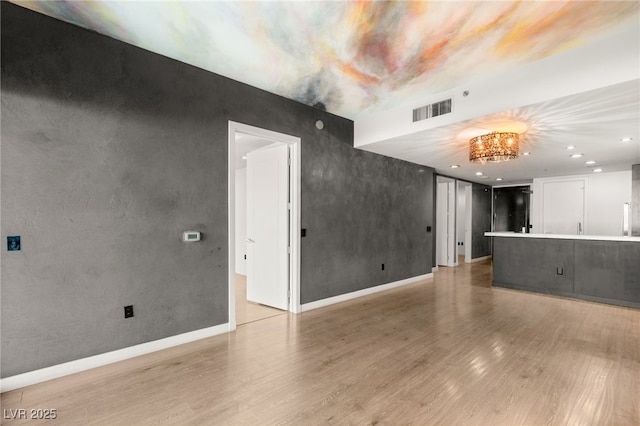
[235,274,285,325]
[2,259,639,425]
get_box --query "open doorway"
[228,122,301,330]
[493,185,531,233]
[234,139,287,325]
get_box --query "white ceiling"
[13,1,640,184]
[363,79,640,184]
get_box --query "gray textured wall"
[300,152,434,303]
[633,164,640,236]
[472,183,492,258]
[1,3,434,376]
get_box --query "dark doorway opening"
[493,186,531,233]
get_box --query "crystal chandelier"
[469,132,519,164]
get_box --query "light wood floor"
[2,259,639,425]
[235,274,285,325]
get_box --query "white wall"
[531,171,632,236]
[235,168,247,274]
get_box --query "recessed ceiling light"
[450,165,460,169]
[593,168,603,173]
[522,152,531,156]
[620,137,633,142]
[585,160,596,165]
[566,146,576,150]
[242,155,247,160]
[475,172,484,176]
[496,178,503,181]
[570,153,584,158]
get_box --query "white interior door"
[246,143,289,310]
[436,180,456,266]
[464,184,472,263]
[446,182,456,266]
[436,182,448,266]
[542,180,585,234]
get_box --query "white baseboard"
[432,266,439,272]
[300,273,433,312]
[0,323,230,393]
[466,255,492,264]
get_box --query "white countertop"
[485,232,640,243]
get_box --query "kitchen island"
[486,232,640,308]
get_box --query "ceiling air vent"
[412,98,452,122]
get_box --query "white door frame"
[228,121,301,331]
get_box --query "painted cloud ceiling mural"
[13,1,639,119]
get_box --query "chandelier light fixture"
[469,132,519,164]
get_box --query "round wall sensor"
[315,120,324,130]
[463,90,470,97]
